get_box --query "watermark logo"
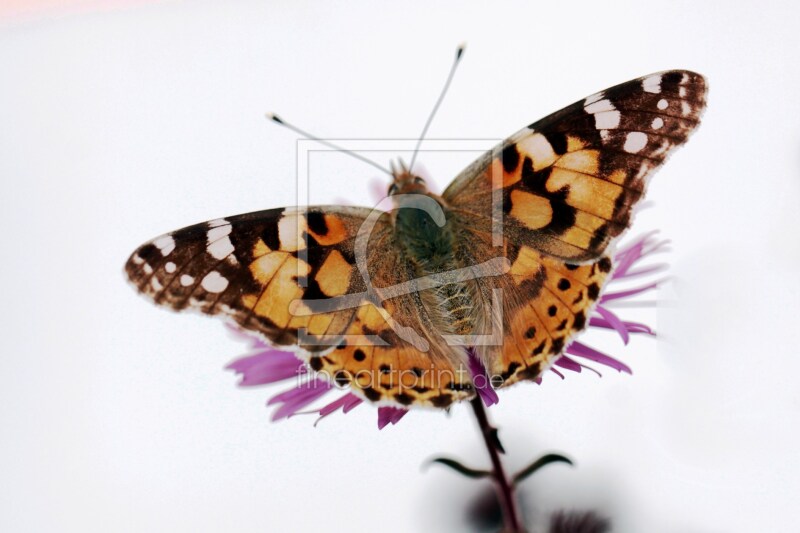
[288,138,508,352]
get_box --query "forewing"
[126,206,370,345]
[444,70,707,261]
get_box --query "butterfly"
[126,69,706,409]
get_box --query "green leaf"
[426,457,493,480]
[512,453,573,486]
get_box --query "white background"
[2,1,799,532]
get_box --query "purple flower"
[226,232,666,428]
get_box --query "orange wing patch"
[308,306,476,408]
[487,248,611,387]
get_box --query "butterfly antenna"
[408,44,465,173]
[266,113,393,177]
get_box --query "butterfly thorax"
[392,191,476,337]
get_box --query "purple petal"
[554,355,583,373]
[342,394,363,413]
[377,406,408,429]
[268,379,332,420]
[467,349,499,407]
[589,317,655,336]
[594,305,630,345]
[601,281,660,302]
[226,350,305,386]
[225,323,269,349]
[318,393,363,417]
[612,232,659,278]
[614,263,668,280]
[566,341,632,374]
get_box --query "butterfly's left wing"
[126,206,477,408]
[443,70,707,385]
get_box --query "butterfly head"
[388,159,428,197]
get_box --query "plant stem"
[470,397,523,532]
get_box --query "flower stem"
[470,397,523,532]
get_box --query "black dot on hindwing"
[362,387,381,401]
[550,337,565,354]
[573,310,586,330]
[430,394,453,408]
[394,393,413,405]
[334,370,350,386]
[587,282,600,300]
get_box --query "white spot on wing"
[208,218,228,228]
[180,274,195,286]
[131,254,144,265]
[681,101,692,116]
[208,238,235,260]
[651,117,664,130]
[584,92,604,106]
[165,262,176,273]
[201,271,229,293]
[594,110,621,129]
[143,263,153,275]
[151,277,163,291]
[585,99,615,114]
[642,74,662,94]
[207,223,235,260]
[153,235,176,256]
[207,224,232,241]
[657,99,669,110]
[623,132,648,154]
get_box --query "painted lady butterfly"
[126,67,706,409]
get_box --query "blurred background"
[1,1,799,531]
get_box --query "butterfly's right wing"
[125,205,474,408]
[442,70,706,386]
